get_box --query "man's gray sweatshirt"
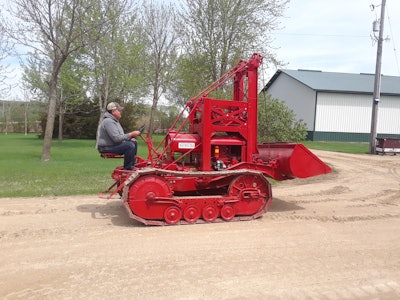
[97,111,130,147]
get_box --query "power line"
[385,2,400,75]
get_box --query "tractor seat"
[100,152,124,159]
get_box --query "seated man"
[97,102,141,170]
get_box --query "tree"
[175,0,289,101]
[81,0,146,146]
[22,52,50,102]
[0,12,14,98]
[57,54,89,141]
[258,94,307,142]
[3,0,111,161]
[140,1,179,137]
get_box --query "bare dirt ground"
[1,150,400,299]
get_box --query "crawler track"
[121,168,272,225]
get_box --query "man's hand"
[129,130,141,138]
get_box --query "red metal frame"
[144,53,263,172]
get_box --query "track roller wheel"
[228,174,271,216]
[221,205,235,221]
[183,206,201,223]
[202,205,218,222]
[164,206,182,225]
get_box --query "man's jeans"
[99,140,137,170]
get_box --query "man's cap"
[107,102,123,111]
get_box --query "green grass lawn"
[0,133,369,197]
[303,140,369,154]
[0,133,150,197]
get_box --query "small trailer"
[376,137,400,155]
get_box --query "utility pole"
[369,0,386,154]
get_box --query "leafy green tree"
[140,0,179,137]
[157,104,180,131]
[23,51,88,140]
[174,0,289,103]
[19,0,149,144]
[0,16,13,98]
[76,0,148,145]
[258,94,307,142]
[22,52,50,102]
[4,0,112,161]
[40,100,98,139]
[171,53,213,106]
[79,0,147,146]
[57,55,89,141]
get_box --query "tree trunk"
[24,102,28,135]
[58,104,63,142]
[148,102,156,139]
[58,90,63,142]
[95,78,109,149]
[41,77,58,161]
[148,77,159,139]
[95,99,104,149]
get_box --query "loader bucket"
[257,143,331,180]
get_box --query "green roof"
[264,69,400,95]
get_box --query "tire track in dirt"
[270,150,400,223]
[1,151,400,299]
[267,211,400,223]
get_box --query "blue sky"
[1,0,399,99]
[266,0,400,79]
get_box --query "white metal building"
[262,69,400,142]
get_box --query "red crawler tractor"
[101,53,331,225]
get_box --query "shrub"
[258,94,307,142]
